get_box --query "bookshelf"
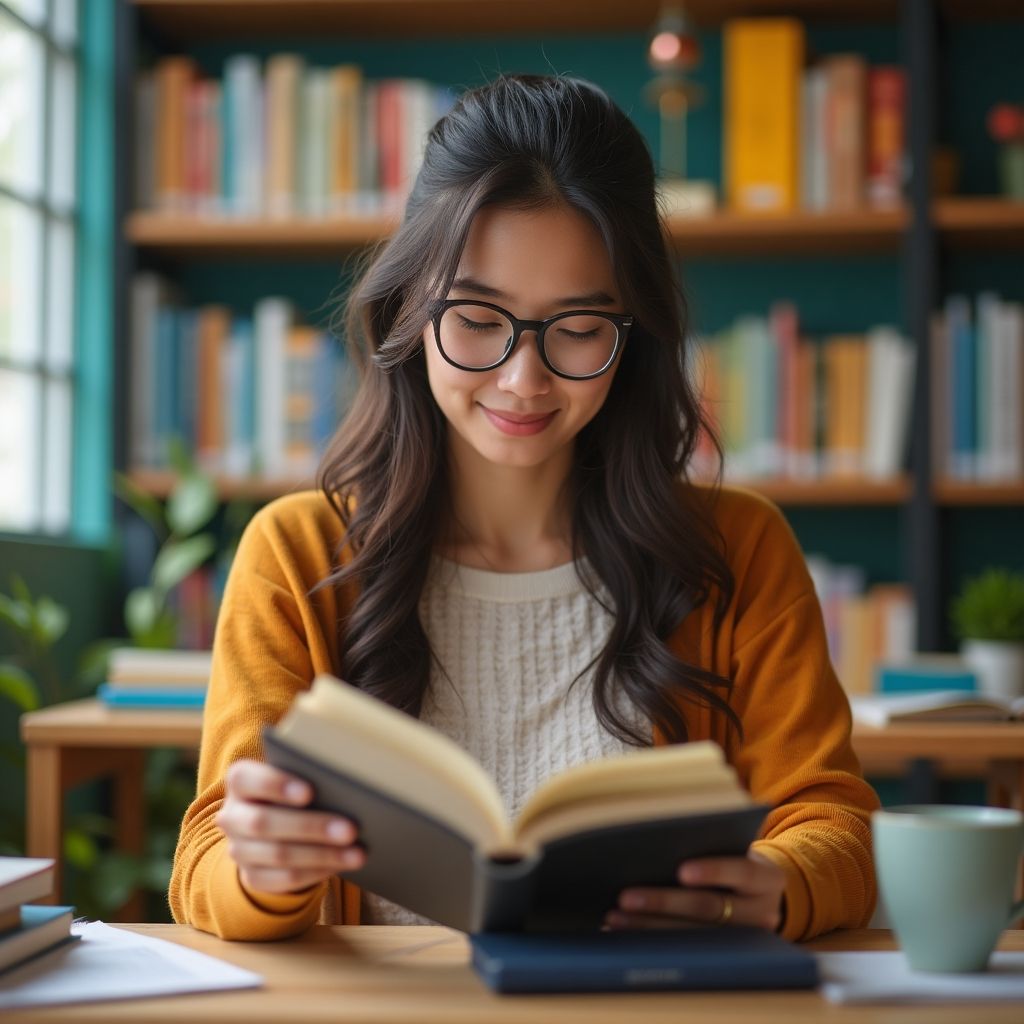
[113,0,1024,657]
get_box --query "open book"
[263,674,767,934]
[851,689,1024,726]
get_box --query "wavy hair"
[314,73,737,745]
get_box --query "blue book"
[98,684,205,708]
[875,656,977,694]
[470,926,819,994]
[0,906,77,975]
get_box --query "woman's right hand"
[216,759,366,895]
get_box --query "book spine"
[825,55,867,210]
[471,851,541,933]
[866,66,905,208]
[724,19,804,212]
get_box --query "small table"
[21,699,1024,916]
[11,925,1024,1023]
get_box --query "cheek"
[424,329,477,414]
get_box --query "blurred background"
[0,0,1022,922]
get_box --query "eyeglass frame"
[428,298,634,381]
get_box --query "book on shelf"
[137,54,455,218]
[932,292,1024,484]
[726,18,905,214]
[0,858,76,975]
[106,647,212,685]
[98,684,206,710]
[693,305,915,483]
[469,926,819,994]
[262,675,768,934]
[850,690,1024,726]
[129,276,355,480]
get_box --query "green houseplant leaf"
[0,665,41,711]
[950,568,1024,642]
[166,474,219,537]
[152,535,217,594]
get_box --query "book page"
[513,740,739,837]
[278,675,511,847]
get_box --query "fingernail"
[620,892,645,911]
[285,782,309,803]
[327,820,352,842]
[680,864,701,884]
[340,850,362,870]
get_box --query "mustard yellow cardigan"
[170,485,879,941]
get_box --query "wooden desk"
[12,925,1024,1023]
[21,700,1024,914]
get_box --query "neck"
[442,433,575,573]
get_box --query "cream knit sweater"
[360,555,646,925]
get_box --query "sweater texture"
[169,485,880,942]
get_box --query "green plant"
[950,568,1024,643]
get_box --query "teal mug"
[873,805,1024,972]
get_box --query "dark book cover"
[470,926,820,993]
[262,728,769,933]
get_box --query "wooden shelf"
[665,208,907,256]
[725,476,913,506]
[933,480,1024,506]
[132,0,899,39]
[934,197,1024,247]
[127,207,909,259]
[125,211,398,258]
[127,469,315,502]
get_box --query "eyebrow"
[451,275,617,308]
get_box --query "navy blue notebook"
[470,926,819,994]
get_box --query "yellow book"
[329,65,364,209]
[264,674,765,933]
[724,18,805,212]
[265,54,304,218]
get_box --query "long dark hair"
[314,73,737,745]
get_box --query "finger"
[238,865,334,895]
[616,886,733,923]
[217,802,358,845]
[226,759,315,806]
[228,838,365,873]
[677,856,771,894]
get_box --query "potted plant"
[950,568,1024,701]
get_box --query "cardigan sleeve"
[169,498,341,940]
[720,497,880,941]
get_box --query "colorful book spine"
[724,18,804,212]
[866,66,906,208]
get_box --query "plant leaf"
[167,474,218,537]
[0,593,31,634]
[125,587,163,639]
[152,535,217,594]
[63,828,99,870]
[9,575,31,605]
[166,436,194,477]
[0,665,41,711]
[113,472,167,540]
[32,597,69,646]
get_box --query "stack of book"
[724,18,905,214]
[98,648,212,709]
[692,304,916,482]
[0,858,75,975]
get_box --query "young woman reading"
[170,73,879,941]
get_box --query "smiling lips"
[481,405,558,436]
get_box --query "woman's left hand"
[605,850,786,932]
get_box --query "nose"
[496,328,551,398]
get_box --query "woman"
[170,73,879,941]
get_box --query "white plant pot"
[961,639,1024,701]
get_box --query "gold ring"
[716,893,734,925]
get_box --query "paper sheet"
[0,921,263,1009]
[817,950,1024,1004]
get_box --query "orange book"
[723,19,805,212]
[824,336,866,477]
[824,55,868,210]
[195,305,232,472]
[329,65,363,209]
[155,56,196,212]
[265,54,304,218]
[838,594,873,695]
[284,326,320,473]
[867,66,906,209]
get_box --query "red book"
[867,66,906,209]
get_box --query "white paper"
[817,950,1024,1004]
[0,921,263,1009]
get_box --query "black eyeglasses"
[429,298,633,380]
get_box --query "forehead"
[454,204,619,309]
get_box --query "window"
[0,0,78,534]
